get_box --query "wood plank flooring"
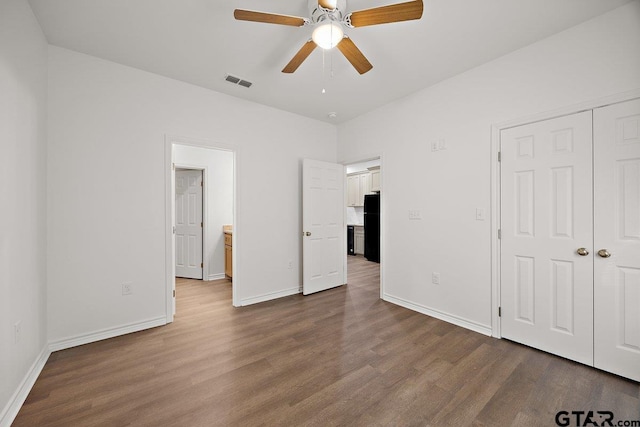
[14,256,640,426]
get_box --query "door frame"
[174,166,205,280]
[164,135,238,323]
[490,89,640,338]
[341,154,385,300]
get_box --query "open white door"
[302,159,345,295]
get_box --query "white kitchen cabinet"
[354,226,365,255]
[347,174,360,207]
[359,172,371,203]
[347,171,372,207]
[369,167,380,192]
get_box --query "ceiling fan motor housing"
[309,0,348,26]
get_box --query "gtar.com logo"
[555,411,640,427]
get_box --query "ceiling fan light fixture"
[312,22,343,50]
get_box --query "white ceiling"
[28,0,633,123]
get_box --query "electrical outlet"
[288,260,293,270]
[14,321,21,344]
[432,273,440,285]
[431,142,438,152]
[122,282,133,296]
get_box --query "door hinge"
[498,152,501,162]
[498,229,501,239]
[201,181,203,187]
[173,289,176,298]
[201,262,203,268]
[498,307,502,317]
[201,222,203,228]
[173,226,176,234]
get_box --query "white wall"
[0,0,49,424]
[173,144,233,280]
[337,2,640,333]
[46,46,337,346]
[346,207,363,226]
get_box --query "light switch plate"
[476,208,485,221]
[409,210,422,220]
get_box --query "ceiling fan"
[234,0,424,75]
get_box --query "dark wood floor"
[14,256,640,426]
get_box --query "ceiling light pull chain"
[322,48,326,94]
[330,24,335,78]
[330,43,334,78]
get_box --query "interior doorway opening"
[344,157,382,298]
[166,138,236,321]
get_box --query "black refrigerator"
[364,194,380,263]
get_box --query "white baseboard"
[240,286,300,306]
[0,346,51,427]
[383,293,492,337]
[48,316,167,352]
[207,273,226,281]
[2,317,167,426]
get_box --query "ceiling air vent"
[225,74,252,88]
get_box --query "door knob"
[576,248,589,256]
[597,249,611,258]
[304,231,311,236]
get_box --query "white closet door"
[501,111,594,365]
[593,98,640,382]
[175,169,203,279]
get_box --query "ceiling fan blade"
[348,0,423,28]
[318,0,337,9]
[282,41,317,73]
[234,9,307,27]
[336,37,373,75]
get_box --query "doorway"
[498,98,640,381]
[344,158,382,297]
[165,137,236,321]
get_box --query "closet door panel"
[500,111,594,365]
[594,98,640,382]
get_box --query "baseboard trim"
[207,273,225,281]
[240,287,300,306]
[48,316,167,352]
[383,294,492,337]
[0,346,51,427]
